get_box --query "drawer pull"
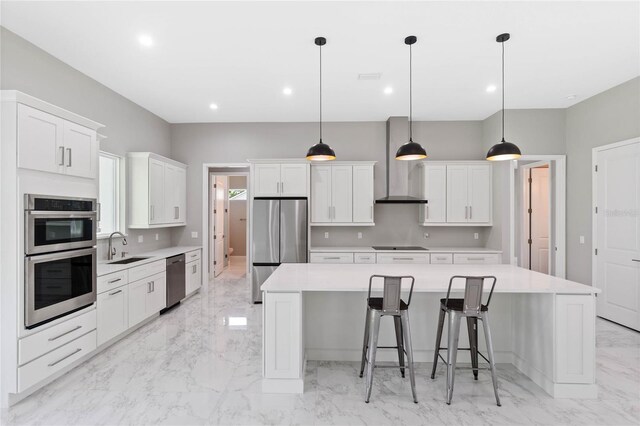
[48,348,82,367]
[107,278,122,284]
[324,257,341,260]
[48,325,82,341]
[109,289,123,296]
[466,257,485,261]
[436,257,447,261]
[393,257,414,261]
[632,259,640,262]
[190,254,198,258]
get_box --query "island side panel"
[262,291,304,393]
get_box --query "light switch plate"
[474,233,479,240]
[580,236,585,244]
[155,233,159,241]
[424,232,429,239]
[138,235,144,243]
[357,232,362,239]
[191,231,198,239]
[324,232,329,239]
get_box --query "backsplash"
[310,204,489,248]
[96,228,173,261]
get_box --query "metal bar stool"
[430,275,501,406]
[359,275,417,403]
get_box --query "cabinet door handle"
[107,278,121,284]
[109,289,122,296]
[465,206,468,219]
[66,148,72,167]
[324,257,341,260]
[97,202,101,221]
[469,206,472,219]
[150,205,154,221]
[190,253,198,258]
[370,205,373,219]
[174,206,179,219]
[59,146,65,166]
[147,282,152,293]
[466,257,485,261]
[632,259,640,262]
[393,257,414,261]
[48,325,82,341]
[48,348,82,367]
[426,205,429,219]
[192,265,197,273]
[281,182,284,193]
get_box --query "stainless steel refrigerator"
[252,198,307,303]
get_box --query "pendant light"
[486,33,522,161]
[306,37,336,161]
[396,35,427,161]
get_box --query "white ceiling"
[1,1,638,123]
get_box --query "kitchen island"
[261,263,600,399]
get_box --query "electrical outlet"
[474,233,479,240]
[357,232,362,239]
[324,232,329,239]
[138,235,144,243]
[580,236,585,244]
[191,231,198,239]
[155,233,159,241]
[423,232,429,239]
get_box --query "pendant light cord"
[319,42,323,143]
[501,39,505,143]
[409,42,413,142]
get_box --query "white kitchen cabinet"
[352,165,374,223]
[128,153,187,228]
[430,253,454,264]
[186,258,202,295]
[128,272,166,328]
[453,253,501,264]
[376,253,430,264]
[252,162,309,197]
[446,165,469,222]
[419,164,447,224]
[97,285,128,346]
[354,253,375,264]
[310,162,376,226]
[467,165,492,223]
[17,103,98,179]
[446,164,492,224]
[309,252,354,263]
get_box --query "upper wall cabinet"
[310,162,376,226]
[250,160,309,197]
[413,161,492,226]
[128,152,187,228]
[17,103,99,179]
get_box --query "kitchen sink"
[108,257,150,265]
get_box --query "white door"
[62,121,97,179]
[530,167,550,274]
[214,176,226,277]
[280,164,308,196]
[596,140,640,330]
[311,165,332,223]
[148,159,165,224]
[422,165,447,223]
[17,104,64,174]
[446,165,469,222]
[253,164,281,196]
[352,165,374,223]
[331,165,353,222]
[467,165,491,223]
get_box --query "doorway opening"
[206,166,249,281]
[520,163,550,274]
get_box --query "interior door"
[214,176,226,277]
[596,141,640,330]
[530,167,550,274]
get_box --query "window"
[229,189,247,200]
[98,152,124,237]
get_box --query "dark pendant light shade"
[396,35,427,161]
[486,33,522,161]
[306,37,336,161]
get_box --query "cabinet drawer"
[309,253,354,264]
[354,253,375,264]
[97,270,128,294]
[453,254,501,264]
[185,250,201,263]
[18,330,96,392]
[19,309,96,365]
[430,253,453,264]
[376,253,430,264]
[128,259,165,283]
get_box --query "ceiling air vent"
[358,73,382,81]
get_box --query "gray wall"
[565,77,640,285]
[0,28,174,259]
[170,120,490,248]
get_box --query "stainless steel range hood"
[376,117,428,204]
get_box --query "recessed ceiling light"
[138,34,154,47]
[209,103,218,110]
[486,85,497,93]
[384,86,393,95]
[566,94,577,100]
[283,87,293,96]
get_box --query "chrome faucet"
[108,232,128,260]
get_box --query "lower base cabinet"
[97,285,129,346]
[186,258,202,295]
[129,272,166,328]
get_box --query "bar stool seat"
[440,298,488,312]
[368,298,409,311]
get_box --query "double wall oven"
[24,194,97,328]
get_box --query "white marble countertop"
[261,263,599,295]
[310,246,502,254]
[97,245,202,276]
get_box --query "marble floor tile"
[3,260,639,426]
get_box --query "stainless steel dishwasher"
[164,254,186,311]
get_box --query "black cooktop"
[372,246,428,251]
